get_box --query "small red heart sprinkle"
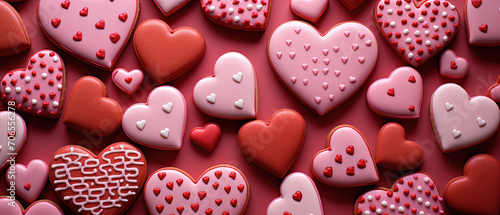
[450,61,458,69]
[165,195,173,204]
[166,182,173,190]
[155,205,164,213]
[24,183,30,190]
[119,13,128,22]
[409,105,415,111]
[80,7,88,16]
[479,24,488,33]
[292,191,302,202]
[202,176,209,184]
[335,154,342,163]
[205,208,213,215]
[73,31,82,41]
[408,75,416,83]
[215,171,222,179]
[229,172,236,180]
[183,191,190,199]
[110,32,120,43]
[95,20,105,29]
[215,198,222,206]
[61,0,70,9]
[124,77,132,84]
[230,198,237,207]
[224,185,231,193]
[191,203,199,212]
[346,166,355,176]
[237,184,244,192]
[153,188,160,196]
[323,166,333,177]
[51,18,61,28]
[471,0,482,8]
[212,182,219,190]
[96,49,105,59]
[176,178,183,186]
[177,206,184,214]
[346,145,355,155]
[357,159,366,168]
[198,191,207,200]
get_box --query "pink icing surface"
[375,0,459,67]
[366,66,423,119]
[356,172,444,215]
[268,21,378,116]
[490,85,500,102]
[0,111,26,171]
[466,0,500,45]
[5,159,48,203]
[312,126,379,187]
[0,198,63,215]
[439,49,468,78]
[112,68,144,95]
[431,83,500,152]
[122,86,187,150]
[193,52,257,120]
[37,0,138,70]
[267,172,323,215]
[290,0,328,22]
[201,0,270,30]
[154,0,190,16]
[144,165,249,215]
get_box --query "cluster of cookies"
[0,0,499,214]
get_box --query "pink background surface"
[0,0,499,214]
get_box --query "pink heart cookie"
[154,0,191,17]
[200,0,270,31]
[0,198,63,215]
[355,172,445,215]
[290,0,328,23]
[430,83,500,153]
[0,111,26,171]
[112,68,144,95]
[487,74,500,102]
[375,0,459,67]
[5,159,48,203]
[144,165,250,215]
[37,0,139,71]
[311,125,379,187]
[465,0,500,45]
[122,86,187,150]
[439,49,468,78]
[193,52,257,119]
[366,66,423,119]
[1,50,65,118]
[268,21,378,116]
[267,172,323,215]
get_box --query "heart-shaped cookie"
[238,109,306,178]
[1,50,65,118]
[144,165,250,215]
[0,111,27,171]
[355,172,445,215]
[122,86,187,150]
[63,76,122,136]
[134,19,206,85]
[5,159,48,203]
[339,0,369,11]
[154,0,191,16]
[439,49,468,78]
[375,0,459,67]
[49,142,147,215]
[486,74,500,102]
[268,21,378,116]
[0,1,30,57]
[0,198,63,215]
[366,66,423,119]
[112,68,144,95]
[193,52,257,119]
[200,0,271,31]
[444,154,500,215]
[376,122,423,170]
[311,125,379,187]
[37,0,139,70]
[267,172,323,215]
[465,0,500,45]
[430,83,500,152]
[290,0,328,23]
[190,122,221,152]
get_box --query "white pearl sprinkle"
[15,87,21,93]
[405,38,412,44]
[443,36,448,42]
[42,73,48,79]
[399,206,404,212]
[381,201,388,206]
[209,6,215,12]
[390,205,396,210]
[367,195,373,201]
[417,186,423,191]
[234,16,240,22]
[451,5,456,10]
[403,29,409,35]
[442,12,448,17]
[425,40,431,46]
[390,21,396,27]
[434,25,439,31]
[25,76,31,83]
[408,53,414,59]
[419,212,424,215]
[425,30,430,36]
[57,84,62,90]
[414,30,421,36]
[31,99,37,105]
[247,4,253,10]
[405,5,411,11]
[376,208,382,214]
[256,4,263,11]
[418,17,424,22]
[53,56,59,63]
[387,9,393,14]
[364,211,370,215]
[424,177,430,183]
[417,197,423,203]
[228,8,234,14]
[4,87,11,93]
[53,101,59,107]
[425,201,431,207]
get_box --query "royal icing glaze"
[193,52,257,119]
[144,165,250,215]
[5,159,48,203]
[366,66,423,119]
[0,1,30,57]
[487,74,500,102]
[189,122,222,152]
[439,49,468,78]
[200,0,270,31]
[37,0,139,70]
[290,0,328,23]
[122,86,187,150]
[0,198,63,215]
[268,21,378,116]
[430,83,500,152]
[376,122,423,170]
[1,50,65,118]
[339,0,368,11]
[112,68,144,95]
[311,125,379,187]
[154,0,191,16]
[375,0,459,67]
[466,0,500,45]
[267,172,323,215]
[355,172,445,215]
[0,111,26,171]
[49,142,147,215]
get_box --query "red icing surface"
[0,0,499,214]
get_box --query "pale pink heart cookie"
[122,86,187,150]
[311,125,379,187]
[268,21,378,116]
[430,83,500,153]
[439,49,468,78]
[154,0,191,17]
[5,159,48,203]
[0,111,27,171]
[375,0,459,67]
[0,198,63,215]
[144,165,250,215]
[366,66,423,119]
[355,172,444,215]
[112,68,144,95]
[290,0,328,23]
[466,0,500,46]
[200,0,270,31]
[37,0,139,71]
[193,52,257,120]
[267,172,323,215]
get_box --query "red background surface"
[1,0,499,214]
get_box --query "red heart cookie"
[0,198,63,215]
[200,0,271,31]
[0,1,30,57]
[238,109,306,178]
[133,19,206,85]
[49,142,147,215]
[339,0,368,11]
[62,76,123,136]
[375,0,460,67]
[376,122,423,170]
[444,154,500,215]
[190,123,222,152]
[1,50,65,118]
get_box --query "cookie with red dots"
[200,0,271,31]
[465,0,500,46]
